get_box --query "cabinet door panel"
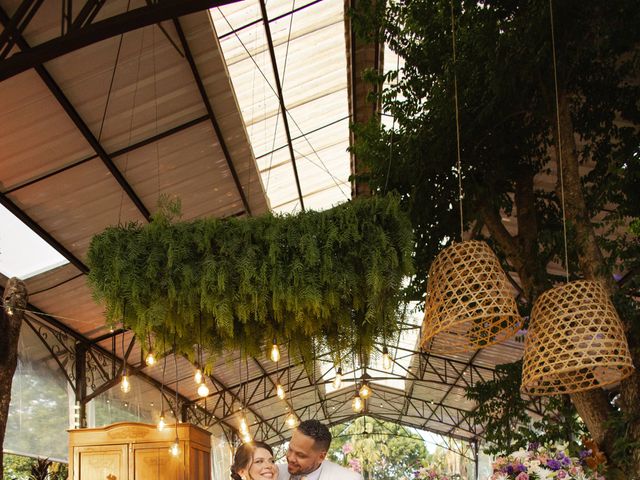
[133,444,184,480]
[189,446,211,480]
[75,445,127,480]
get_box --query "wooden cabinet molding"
[69,422,211,480]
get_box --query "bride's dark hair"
[230,441,274,480]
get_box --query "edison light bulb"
[382,347,392,371]
[270,342,280,362]
[169,439,180,457]
[239,416,249,435]
[120,375,131,393]
[242,432,252,444]
[333,367,343,389]
[145,352,156,366]
[359,382,371,399]
[157,414,166,431]
[194,369,203,385]
[197,381,210,398]
[352,394,363,413]
[286,413,298,428]
[276,384,285,400]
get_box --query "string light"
[157,413,166,431]
[382,347,392,371]
[197,381,210,398]
[333,367,343,389]
[352,394,363,413]
[120,374,131,393]
[359,381,371,399]
[169,437,180,457]
[239,415,249,435]
[270,339,280,362]
[194,369,203,385]
[145,352,156,366]
[285,412,298,428]
[276,383,286,400]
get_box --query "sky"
[0,205,68,280]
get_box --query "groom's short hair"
[297,419,332,451]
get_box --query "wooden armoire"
[68,422,211,480]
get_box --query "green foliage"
[328,418,432,480]
[87,195,413,363]
[350,0,640,302]
[2,455,67,480]
[351,0,640,467]
[465,361,587,455]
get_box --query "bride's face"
[242,447,277,480]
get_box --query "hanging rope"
[450,0,464,240]
[549,0,570,282]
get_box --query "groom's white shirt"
[277,460,363,480]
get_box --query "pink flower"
[348,458,362,473]
[516,473,529,480]
[342,443,354,454]
[556,470,567,479]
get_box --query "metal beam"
[5,114,210,195]
[172,18,252,216]
[258,0,305,211]
[0,6,152,221]
[0,0,241,82]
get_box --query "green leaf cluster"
[87,195,414,362]
[465,361,587,455]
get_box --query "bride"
[231,441,278,480]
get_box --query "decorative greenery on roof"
[87,195,414,363]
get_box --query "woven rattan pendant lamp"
[521,280,633,395]
[521,0,633,395]
[421,240,521,352]
[420,2,520,353]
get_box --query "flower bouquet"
[414,464,461,480]
[490,442,606,480]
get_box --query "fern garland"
[87,195,414,364]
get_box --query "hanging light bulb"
[382,347,392,371]
[197,381,210,398]
[242,432,252,444]
[359,381,371,399]
[270,340,280,362]
[239,416,249,435]
[276,384,286,400]
[169,437,180,457]
[194,369,203,385]
[5,305,14,316]
[145,352,156,366]
[352,394,363,413]
[333,367,343,389]
[285,412,298,428]
[120,374,131,393]
[157,413,166,431]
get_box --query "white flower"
[531,465,556,480]
[526,460,541,469]
[509,448,530,461]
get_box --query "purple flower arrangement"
[489,443,605,480]
[414,464,461,480]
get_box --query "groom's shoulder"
[322,460,362,479]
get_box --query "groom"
[278,419,363,480]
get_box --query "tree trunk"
[555,91,640,478]
[0,278,28,480]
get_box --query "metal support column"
[75,341,87,428]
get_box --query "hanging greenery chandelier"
[87,195,413,363]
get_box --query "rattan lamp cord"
[549,0,570,282]
[450,0,464,240]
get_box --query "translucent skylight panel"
[211,0,351,213]
[0,205,69,279]
[210,1,261,38]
